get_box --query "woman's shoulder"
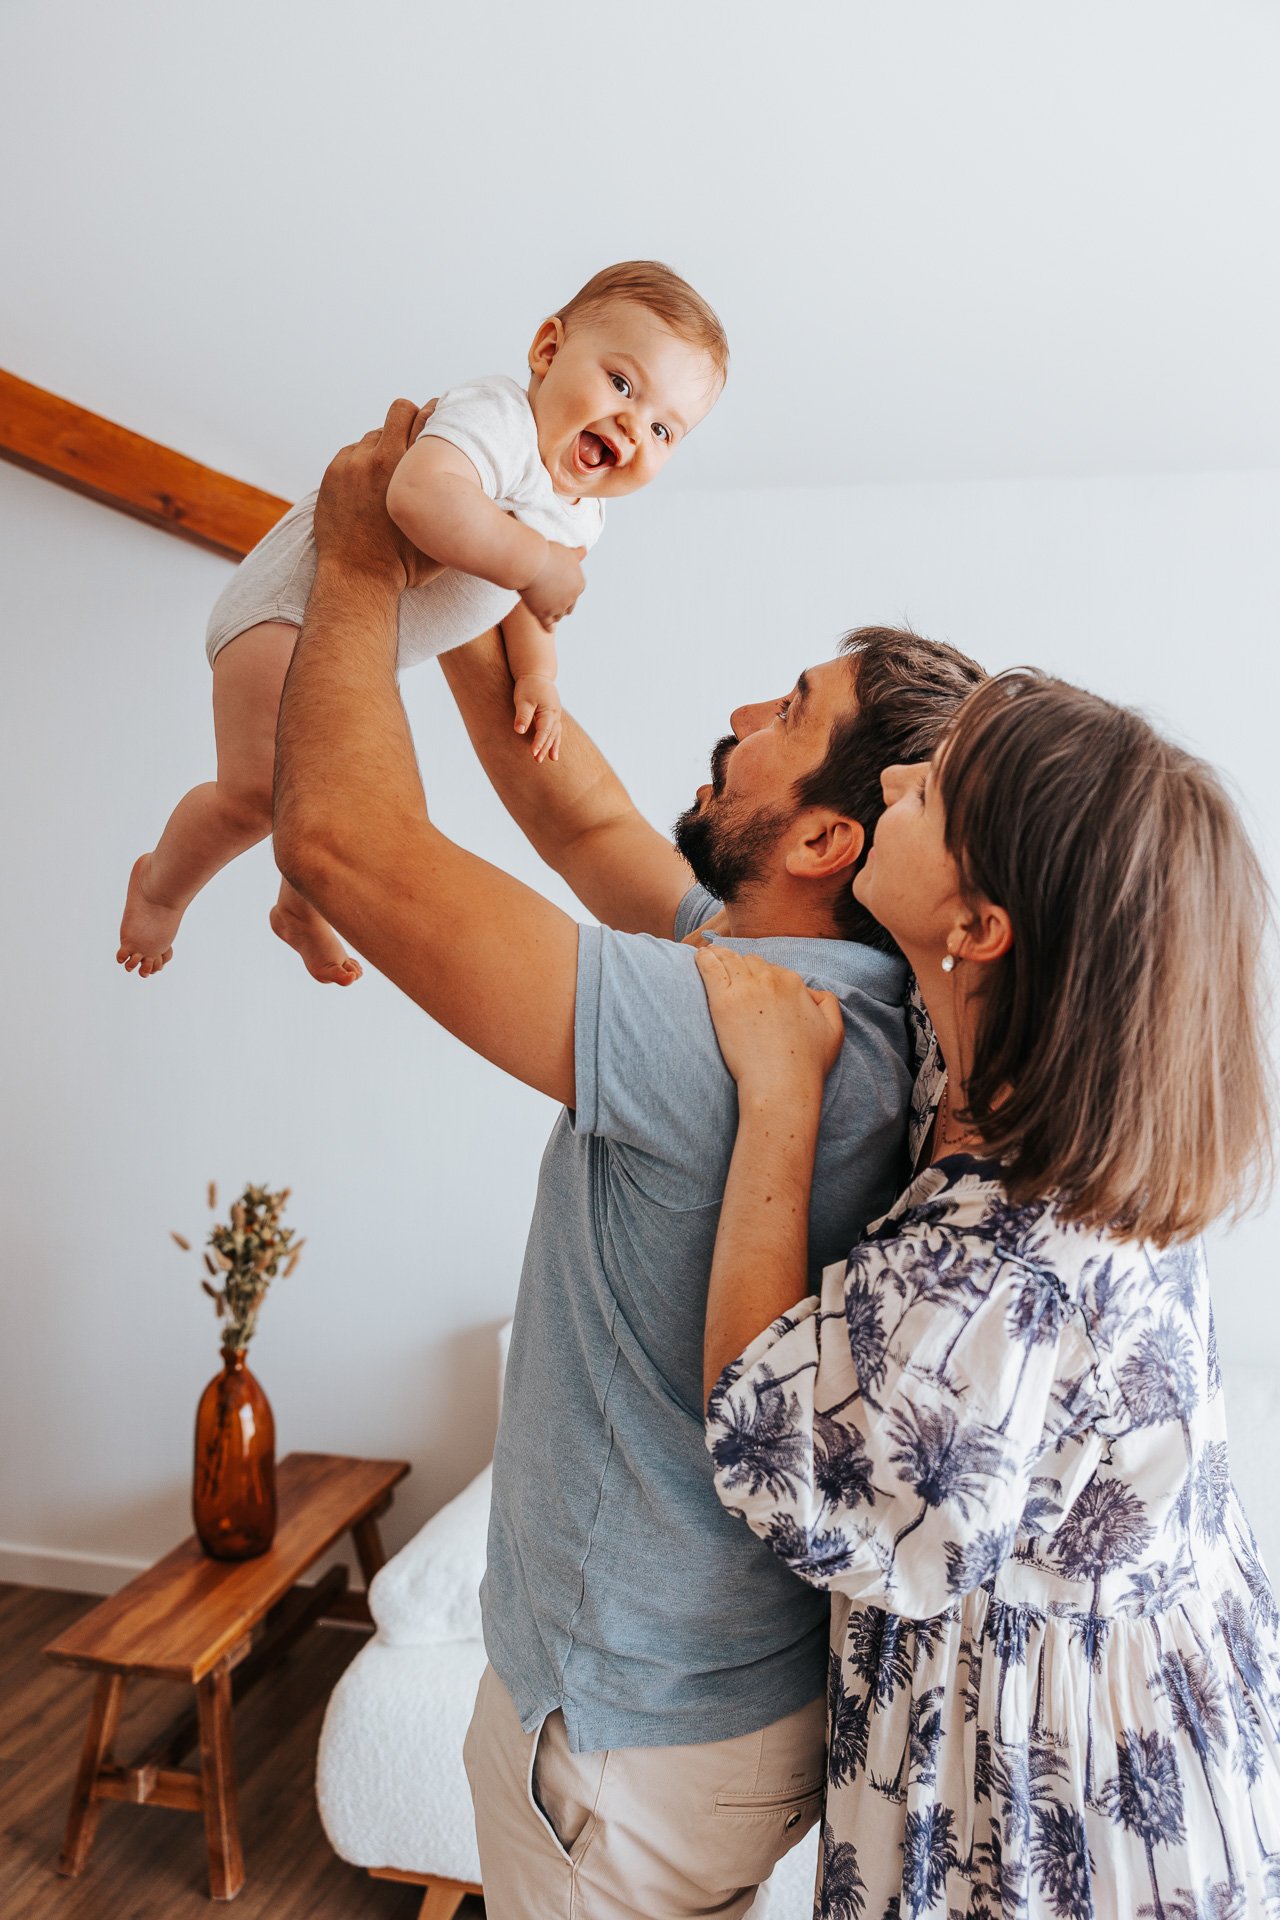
[872,1158,1164,1298]
[872,1156,1048,1244]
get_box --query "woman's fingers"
[811,987,846,1065]
[694,944,735,988]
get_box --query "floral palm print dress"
[707,1138,1280,1917]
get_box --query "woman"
[696,671,1280,1919]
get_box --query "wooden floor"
[0,1583,485,1919]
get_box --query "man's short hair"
[556,261,730,385]
[793,626,987,952]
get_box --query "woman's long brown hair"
[939,671,1275,1245]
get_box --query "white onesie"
[204,375,605,668]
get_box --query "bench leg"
[369,1869,480,1918]
[351,1502,389,1587]
[418,1886,470,1920]
[196,1663,244,1900]
[322,1500,393,1626]
[58,1672,127,1875]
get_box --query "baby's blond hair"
[556,261,729,385]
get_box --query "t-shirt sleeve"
[574,923,740,1209]
[416,377,537,502]
[672,884,722,943]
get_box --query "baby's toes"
[317,958,363,986]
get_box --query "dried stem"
[174,1182,302,1353]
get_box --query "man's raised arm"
[272,403,579,1107]
[439,629,694,938]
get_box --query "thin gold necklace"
[935,1079,978,1154]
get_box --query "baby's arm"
[502,601,562,762]
[385,438,584,631]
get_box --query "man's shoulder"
[673,884,720,942]
[582,917,709,999]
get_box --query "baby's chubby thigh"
[211,620,300,828]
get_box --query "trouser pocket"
[530,1710,601,1868]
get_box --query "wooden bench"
[43,1451,409,1901]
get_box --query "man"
[273,403,985,1919]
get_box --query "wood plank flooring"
[0,1583,485,1919]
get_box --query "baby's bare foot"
[269,895,362,986]
[117,854,180,977]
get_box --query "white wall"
[3,457,1278,1588]
[2,0,1277,495]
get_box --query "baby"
[117,260,727,983]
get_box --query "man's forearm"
[440,630,658,886]
[274,557,425,894]
[268,401,581,1104]
[441,627,692,933]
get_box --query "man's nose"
[730,700,772,740]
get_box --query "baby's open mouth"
[576,430,617,470]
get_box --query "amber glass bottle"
[193,1348,277,1559]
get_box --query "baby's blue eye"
[610,373,631,397]
[653,422,671,443]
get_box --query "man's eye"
[610,373,631,397]
[653,422,671,443]
[776,698,792,721]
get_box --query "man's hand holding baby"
[313,399,444,594]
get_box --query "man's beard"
[673,734,791,904]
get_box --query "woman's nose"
[881,763,908,801]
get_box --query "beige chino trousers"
[463,1663,825,1920]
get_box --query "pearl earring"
[941,953,956,973]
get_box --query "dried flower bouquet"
[173,1181,303,1352]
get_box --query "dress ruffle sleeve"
[706,1213,1117,1618]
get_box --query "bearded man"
[273,404,985,1920]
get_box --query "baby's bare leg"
[118,622,296,976]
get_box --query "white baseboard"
[0,1540,149,1595]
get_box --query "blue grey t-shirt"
[481,885,913,1753]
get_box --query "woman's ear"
[528,317,564,379]
[953,900,1013,968]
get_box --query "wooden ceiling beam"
[0,369,289,561]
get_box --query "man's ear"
[528,317,565,380]
[783,812,865,881]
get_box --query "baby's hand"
[520,542,586,632]
[513,673,563,764]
